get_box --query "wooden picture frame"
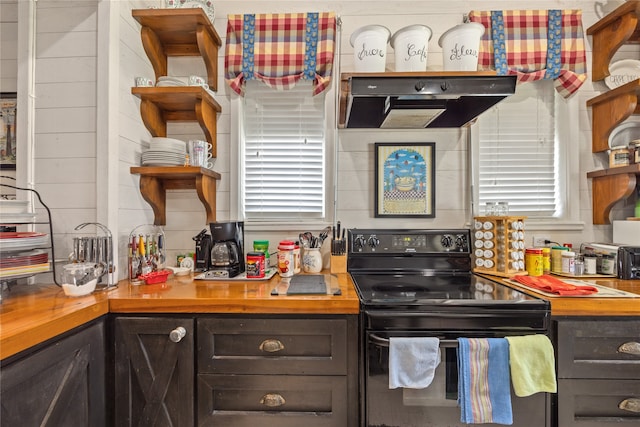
[0,93,17,170]
[374,142,435,217]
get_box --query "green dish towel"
[505,335,557,397]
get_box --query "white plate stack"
[155,76,187,87]
[141,137,187,167]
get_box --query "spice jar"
[609,146,630,168]
[630,140,640,164]
[561,251,576,275]
[525,248,544,276]
[541,247,551,274]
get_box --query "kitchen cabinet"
[114,316,195,427]
[555,318,640,426]
[113,314,359,427]
[0,319,106,427]
[586,2,640,224]
[130,9,222,226]
[197,315,359,427]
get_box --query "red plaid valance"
[468,10,587,98]
[225,12,336,96]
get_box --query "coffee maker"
[207,221,245,278]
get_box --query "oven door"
[365,331,550,427]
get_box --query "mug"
[188,140,213,167]
[135,76,154,87]
[188,75,209,89]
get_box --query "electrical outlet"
[532,235,550,247]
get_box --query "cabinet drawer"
[557,319,640,379]
[558,379,640,426]
[197,374,347,427]
[197,317,348,375]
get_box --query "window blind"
[478,81,558,217]
[242,81,326,220]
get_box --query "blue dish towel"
[458,338,513,425]
[388,337,440,389]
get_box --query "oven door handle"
[369,333,459,348]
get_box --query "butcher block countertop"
[0,272,359,359]
[1,272,638,360]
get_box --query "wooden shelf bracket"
[587,164,640,224]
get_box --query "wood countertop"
[0,272,359,359]
[2,271,638,360]
[108,272,360,314]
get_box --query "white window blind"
[477,81,558,218]
[241,81,326,221]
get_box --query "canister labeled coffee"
[246,251,265,278]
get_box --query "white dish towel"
[389,337,440,389]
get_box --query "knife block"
[330,254,347,274]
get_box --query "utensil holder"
[128,224,166,284]
[71,222,116,288]
[330,254,347,274]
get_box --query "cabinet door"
[0,320,106,427]
[557,319,640,379]
[558,379,640,426]
[114,317,194,427]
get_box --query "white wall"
[5,0,636,281]
[0,0,17,194]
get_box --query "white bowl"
[62,278,97,297]
[167,266,191,276]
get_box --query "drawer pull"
[169,326,186,343]
[259,339,284,353]
[619,398,640,413]
[618,341,640,356]
[260,393,286,407]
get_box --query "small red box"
[140,269,171,285]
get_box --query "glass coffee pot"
[211,241,239,266]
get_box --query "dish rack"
[472,216,528,277]
[0,178,60,286]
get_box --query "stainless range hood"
[338,72,517,129]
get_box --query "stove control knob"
[367,235,380,249]
[441,234,454,249]
[455,234,468,250]
[353,235,366,251]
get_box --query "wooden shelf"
[587,164,640,224]
[131,86,221,156]
[586,79,640,153]
[130,166,221,226]
[132,8,221,90]
[587,0,640,82]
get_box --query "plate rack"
[472,216,528,277]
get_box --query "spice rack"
[472,216,528,277]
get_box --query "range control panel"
[348,229,470,255]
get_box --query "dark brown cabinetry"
[113,314,359,427]
[130,8,222,225]
[556,318,640,426]
[586,2,640,224]
[114,316,195,427]
[197,316,359,427]
[0,320,106,427]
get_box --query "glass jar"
[484,202,496,216]
[496,201,509,216]
[561,251,576,274]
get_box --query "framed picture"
[374,142,435,217]
[0,93,17,170]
